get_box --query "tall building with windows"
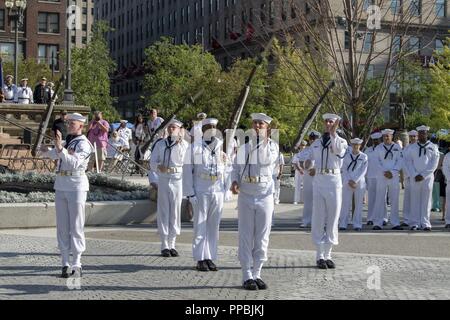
[70,0,95,47]
[94,0,449,119]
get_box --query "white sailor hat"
[167,118,183,127]
[408,130,418,136]
[251,113,273,124]
[202,118,218,126]
[67,113,86,123]
[196,112,207,119]
[5,75,13,79]
[416,125,430,132]
[350,138,363,145]
[322,113,341,121]
[309,130,321,138]
[381,129,395,135]
[370,132,382,139]
[119,119,128,123]
[20,78,28,82]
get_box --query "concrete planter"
[0,200,156,229]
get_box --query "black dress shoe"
[367,221,373,225]
[373,226,382,230]
[61,266,70,278]
[71,267,82,278]
[423,227,432,231]
[196,260,209,272]
[354,227,362,231]
[382,221,387,226]
[316,259,328,269]
[325,260,336,269]
[400,222,409,227]
[391,225,403,230]
[205,259,218,271]
[161,249,171,257]
[410,226,418,231]
[255,278,268,290]
[169,249,179,257]
[243,279,258,290]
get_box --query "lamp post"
[5,0,27,86]
[63,0,74,104]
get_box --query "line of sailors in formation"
[292,125,442,233]
[1,75,55,104]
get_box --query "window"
[391,0,402,15]
[363,33,373,52]
[345,31,350,50]
[363,0,374,10]
[367,64,374,79]
[0,9,5,31]
[38,12,60,33]
[436,0,446,17]
[0,42,24,62]
[436,39,444,53]
[408,36,420,53]
[393,35,402,52]
[38,44,59,70]
[409,0,421,16]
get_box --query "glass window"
[0,9,5,31]
[38,13,60,34]
[391,0,402,15]
[408,36,420,53]
[409,0,421,16]
[363,33,373,52]
[436,0,446,17]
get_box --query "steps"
[0,133,22,145]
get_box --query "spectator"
[106,131,127,171]
[33,77,48,104]
[117,120,132,152]
[52,110,68,140]
[15,78,33,104]
[147,108,164,136]
[1,75,17,103]
[132,114,149,172]
[87,111,110,172]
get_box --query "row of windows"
[0,41,58,69]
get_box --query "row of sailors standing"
[2,75,55,104]
[292,124,441,232]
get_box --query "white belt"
[158,165,182,174]
[243,176,271,184]
[57,170,86,176]
[318,168,341,175]
[197,173,221,181]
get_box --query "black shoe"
[196,260,209,272]
[316,259,328,269]
[354,227,362,231]
[400,222,409,227]
[382,221,387,226]
[445,224,450,229]
[367,221,373,225]
[410,226,418,231]
[255,278,268,290]
[205,259,218,271]
[169,249,179,257]
[71,267,82,278]
[392,225,403,230]
[325,260,336,269]
[161,249,171,257]
[61,266,70,278]
[243,279,258,290]
[431,208,436,212]
[423,227,432,231]
[373,226,382,230]
[339,227,347,231]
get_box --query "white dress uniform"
[117,126,132,149]
[442,152,450,226]
[149,121,189,251]
[401,131,417,225]
[404,133,439,229]
[15,85,33,104]
[339,145,368,229]
[43,114,93,269]
[373,136,403,228]
[231,113,279,282]
[106,136,127,159]
[306,122,347,261]
[273,152,285,204]
[297,146,315,226]
[291,151,304,204]
[183,125,231,262]
[2,83,17,103]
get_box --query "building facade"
[70,0,95,48]
[94,0,449,120]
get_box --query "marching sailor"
[401,130,418,226]
[339,138,368,231]
[306,114,347,269]
[372,129,403,230]
[404,125,439,230]
[231,113,279,290]
[149,119,189,257]
[183,118,231,272]
[40,113,93,278]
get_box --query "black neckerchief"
[383,144,395,160]
[418,141,430,157]
[347,153,361,171]
[203,137,218,176]
[321,133,331,170]
[163,136,177,167]
[58,134,82,172]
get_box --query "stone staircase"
[0,133,22,145]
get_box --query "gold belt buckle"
[325,169,330,174]
[251,176,257,183]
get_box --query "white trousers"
[409,175,434,228]
[55,190,87,268]
[367,177,387,223]
[374,175,400,227]
[339,181,365,229]
[311,176,342,260]
[274,178,281,203]
[238,192,273,281]
[192,192,223,261]
[446,183,450,225]
[294,170,304,203]
[157,176,182,250]
[302,173,314,225]
[403,177,411,225]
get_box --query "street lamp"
[63,0,74,104]
[5,0,27,86]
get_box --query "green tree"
[70,21,118,121]
[2,58,52,90]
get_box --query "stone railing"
[0,103,91,141]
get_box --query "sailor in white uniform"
[292,141,307,205]
[442,142,450,229]
[404,125,440,230]
[372,129,403,230]
[149,119,189,257]
[2,75,17,103]
[183,118,231,272]
[231,113,279,290]
[306,114,347,269]
[15,78,33,104]
[401,130,418,226]
[41,113,93,278]
[365,132,384,225]
[339,138,368,231]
